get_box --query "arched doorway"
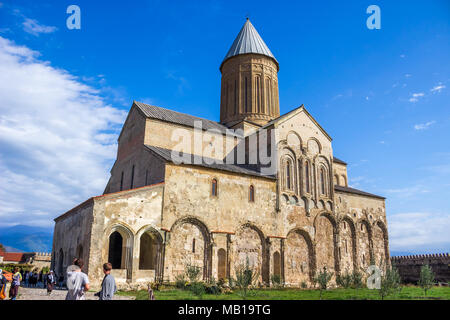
[108,231,123,269]
[358,220,372,269]
[217,248,227,280]
[139,231,161,270]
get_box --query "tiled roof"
[222,19,278,69]
[0,250,26,263]
[145,145,276,179]
[333,157,347,165]
[335,185,385,200]
[134,101,242,137]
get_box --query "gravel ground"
[7,285,134,300]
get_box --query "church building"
[52,19,390,288]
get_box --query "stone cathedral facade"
[52,20,390,288]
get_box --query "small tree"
[314,267,333,299]
[379,263,401,300]
[185,263,201,283]
[351,269,364,289]
[233,257,258,299]
[418,264,435,296]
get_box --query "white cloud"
[430,84,446,93]
[414,120,436,130]
[408,92,424,102]
[388,212,450,252]
[22,18,57,36]
[0,36,127,227]
[385,185,430,198]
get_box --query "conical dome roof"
[221,19,278,70]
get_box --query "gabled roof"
[335,185,385,200]
[261,105,333,142]
[0,249,27,263]
[133,101,242,137]
[333,157,347,165]
[221,19,278,70]
[145,145,276,180]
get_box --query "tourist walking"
[9,267,22,300]
[24,271,30,287]
[95,263,117,300]
[46,271,56,295]
[0,269,7,300]
[65,258,90,300]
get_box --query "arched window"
[305,161,310,193]
[320,167,326,195]
[286,160,292,190]
[211,179,218,197]
[249,185,255,202]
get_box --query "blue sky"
[0,0,449,254]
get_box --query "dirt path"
[10,286,134,300]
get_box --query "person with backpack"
[46,271,56,295]
[65,258,90,300]
[9,267,22,300]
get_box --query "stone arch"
[136,225,163,281]
[281,152,295,192]
[373,220,389,266]
[105,223,134,279]
[233,223,269,284]
[285,228,315,285]
[286,131,302,149]
[339,216,357,273]
[357,219,373,268]
[334,174,340,186]
[314,212,338,274]
[217,248,227,280]
[341,175,347,187]
[307,138,322,155]
[167,216,212,281]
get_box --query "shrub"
[351,270,363,289]
[418,264,435,296]
[271,274,283,288]
[190,281,206,299]
[185,263,202,283]
[300,281,308,289]
[175,273,186,290]
[233,257,258,299]
[314,267,333,299]
[379,263,402,300]
[337,272,353,289]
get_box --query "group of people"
[23,270,63,289]
[0,259,117,300]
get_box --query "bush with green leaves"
[379,263,402,300]
[174,273,186,289]
[270,274,283,288]
[190,281,206,299]
[336,272,353,289]
[418,264,435,296]
[233,257,259,299]
[314,267,333,299]
[300,281,308,289]
[351,270,364,289]
[185,263,202,283]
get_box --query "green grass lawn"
[117,285,450,300]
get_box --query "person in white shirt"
[65,258,90,300]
